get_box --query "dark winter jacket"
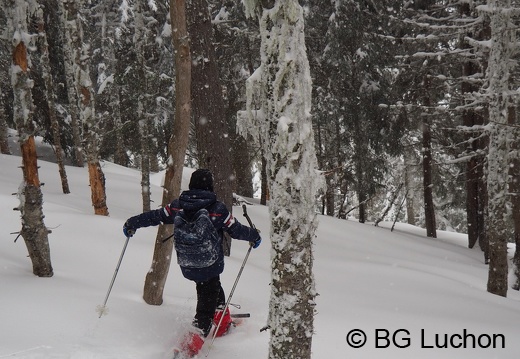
[125,189,260,282]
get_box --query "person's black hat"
[189,169,214,192]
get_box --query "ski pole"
[97,235,130,318]
[242,204,256,230]
[206,205,256,357]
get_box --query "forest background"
[2,0,520,319]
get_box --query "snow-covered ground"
[1,146,520,359]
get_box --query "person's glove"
[251,236,261,249]
[123,222,136,238]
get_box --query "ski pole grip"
[242,204,256,229]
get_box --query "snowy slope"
[1,152,520,359]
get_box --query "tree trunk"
[356,160,366,223]
[422,116,436,238]
[134,0,152,212]
[10,0,53,277]
[140,122,152,212]
[403,141,416,226]
[68,1,108,216]
[460,2,487,252]
[227,86,253,198]
[0,107,11,155]
[143,0,192,305]
[240,2,323,358]
[0,87,10,154]
[187,0,234,255]
[186,0,233,206]
[36,4,70,194]
[486,0,512,297]
[508,107,520,290]
[60,0,84,167]
[260,154,268,205]
[325,173,335,216]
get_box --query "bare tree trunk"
[140,120,152,212]
[324,173,335,216]
[0,86,10,154]
[356,160,366,223]
[113,91,127,166]
[143,0,192,305]
[36,4,70,194]
[422,116,436,238]
[403,141,416,225]
[10,0,53,277]
[260,154,268,205]
[134,0,152,212]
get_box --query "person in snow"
[123,169,261,357]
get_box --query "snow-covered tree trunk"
[35,3,70,194]
[10,0,53,277]
[508,108,520,290]
[239,1,324,358]
[95,5,126,167]
[60,0,84,167]
[460,1,489,259]
[64,1,109,216]
[485,0,515,297]
[143,0,192,305]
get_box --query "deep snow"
[1,146,520,359]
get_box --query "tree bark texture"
[61,0,84,167]
[422,116,436,237]
[240,1,323,358]
[486,0,512,297]
[186,0,233,206]
[460,2,488,254]
[187,0,234,255]
[508,107,520,290]
[67,1,109,216]
[11,0,53,277]
[143,0,192,305]
[0,86,10,154]
[36,4,70,194]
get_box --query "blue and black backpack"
[173,208,220,269]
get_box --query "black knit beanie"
[189,169,214,192]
